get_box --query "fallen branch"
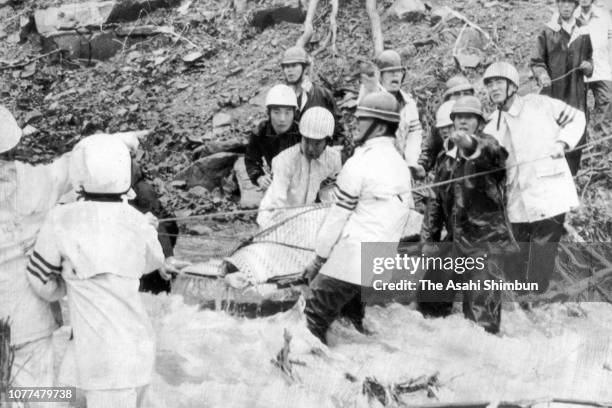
[365,0,384,56]
[295,0,319,48]
[0,49,62,70]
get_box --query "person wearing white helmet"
[302,92,413,344]
[0,105,148,398]
[483,61,586,295]
[256,107,342,228]
[357,50,424,177]
[26,134,164,408]
[419,96,514,334]
[245,84,301,190]
[531,0,593,175]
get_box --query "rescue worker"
[483,62,586,294]
[245,84,301,189]
[416,77,476,177]
[0,105,146,395]
[358,50,424,178]
[442,75,476,101]
[531,0,593,175]
[418,96,514,334]
[26,135,164,408]
[280,46,345,144]
[302,92,413,345]
[575,0,612,136]
[257,107,342,228]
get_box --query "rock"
[453,26,488,69]
[390,0,426,22]
[248,1,306,29]
[212,112,232,128]
[182,51,204,64]
[35,1,181,60]
[24,109,42,124]
[170,180,187,188]
[48,101,61,112]
[188,185,209,197]
[249,87,270,107]
[192,138,247,159]
[174,152,240,191]
[22,125,39,137]
[234,156,263,209]
[129,88,146,101]
[34,0,181,34]
[89,31,123,60]
[20,62,36,79]
[430,5,454,25]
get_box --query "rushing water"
[105,294,612,408]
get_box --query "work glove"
[538,73,552,88]
[580,61,593,76]
[159,256,192,280]
[257,174,272,190]
[302,255,326,284]
[143,212,159,229]
[450,131,476,153]
[410,165,426,181]
[551,141,569,159]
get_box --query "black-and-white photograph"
[1,0,612,406]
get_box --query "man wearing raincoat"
[418,96,515,334]
[0,105,146,394]
[302,92,413,345]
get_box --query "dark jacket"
[298,81,346,145]
[130,162,178,258]
[418,127,444,172]
[245,120,301,186]
[531,15,593,113]
[421,133,516,255]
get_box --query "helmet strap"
[355,120,380,146]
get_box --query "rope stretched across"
[159,132,612,224]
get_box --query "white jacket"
[26,200,164,390]
[575,5,612,82]
[483,94,585,223]
[0,157,71,345]
[257,144,342,228]
[357,84,423,167]
[315,137,412,286]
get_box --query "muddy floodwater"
[131,296,612,408]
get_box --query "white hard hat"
[70,134,131,194]
[265,84,298,109]
[299,107,335,140]
[435,101,455,128]
[0,106,22,154]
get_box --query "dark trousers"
[417,250,503,334]
[588,80,612,136]
[304,274,365,344]
[566,130,587,176]
[505,213,566,294]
